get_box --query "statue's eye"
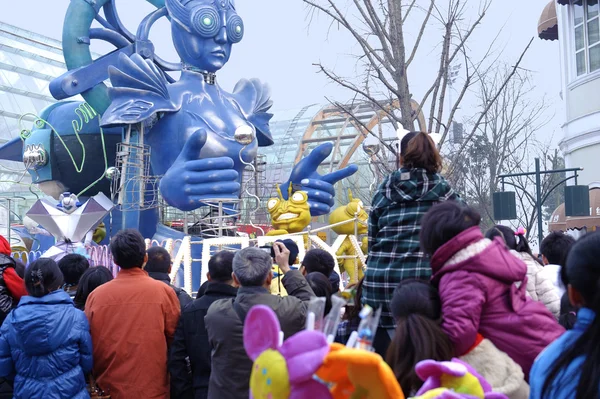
[227,14,244,43]
[191,7,221,38]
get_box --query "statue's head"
[166,0,243,72]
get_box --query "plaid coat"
[363,168,460,329]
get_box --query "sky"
[1,0,563,132]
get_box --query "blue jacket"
[0,290,93,399]
[530,307,593,398]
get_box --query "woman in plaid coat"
[363,132,461,339]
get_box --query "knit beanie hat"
[25,259,64,297]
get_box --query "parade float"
[0,0,371,294]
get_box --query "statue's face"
[169,0,244,72]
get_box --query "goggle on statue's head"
[166,0,243,73]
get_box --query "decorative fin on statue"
[100,53,179,127]
[231,78,274,146]
[0,138,24,162]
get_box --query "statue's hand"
[160,129,240,211]
[282,143,358,216]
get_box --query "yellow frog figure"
[266,185,311,240]
[329,191,368,284]
[266,185,311,296]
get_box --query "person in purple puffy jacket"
[419,201,564,380]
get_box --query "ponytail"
[402,132,442,174]
[386,280,454,394]
[385,314,454,394]
[514,228,539,262]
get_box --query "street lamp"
[493,158,588,245]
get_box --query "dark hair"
[110,229,146,269]
[401,132,442,174]
[541,231,576,267]
[302,249,335,277]
[145,247,171,274]
[542,232,600,399]
[73,266,114,310]
[14,259,25,279]
[305,272,333,315]
[58,254,90,285]
[342,277,364,321]
[208,250,235,282]
[385,280,454,394]
[485,225,536,260]
[420,201,481,255]
[25,258,64,297]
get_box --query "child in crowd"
[530,231,600,399]
[486,225,560,319]
[385,279,529,399]
[540,231,577,329]
[58,254,90,299]
[335,278,363,344]
[73,266,114,310]
[0,259,92,398]
[540,231,575,298]
[419,201,564,379]
[305,272,333,315]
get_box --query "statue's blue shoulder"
[229,78,274,147]
[100,53,180,127]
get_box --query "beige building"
[539,0,600,187]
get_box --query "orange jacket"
[85,268,181,398]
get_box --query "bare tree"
[304,0,534,155]
[509,145,566,246]
[446,66,550,232]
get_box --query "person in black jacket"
[146,246,193,309]
[169,250,238,399]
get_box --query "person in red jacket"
[0,236,27,325]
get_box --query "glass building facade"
[0,21,71,220]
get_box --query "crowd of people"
[0,131,593,398]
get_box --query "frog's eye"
[267,198,279,210]
[356,202,363,213]
[291,192,306,203]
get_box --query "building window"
[574,0,600,76]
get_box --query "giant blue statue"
[99,0,357,216]
[0,0,358,289]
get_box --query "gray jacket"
[205,270,314,399]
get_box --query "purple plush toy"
[413,359,508,399]
[243,305,332,399]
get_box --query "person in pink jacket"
[419,201,565,379]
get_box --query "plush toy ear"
[415,360,467,396]
[280,330,329,384]
[416,360,467,380]
[244,305,281,360]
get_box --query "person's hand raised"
[273,242,291,275]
